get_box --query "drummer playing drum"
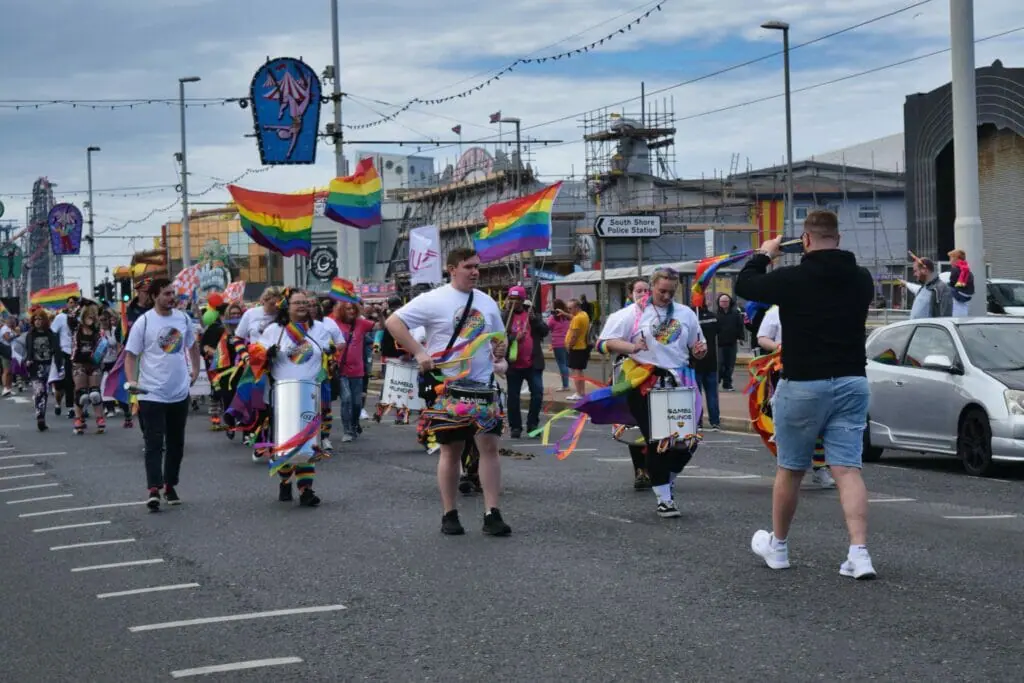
[385,248,512,537]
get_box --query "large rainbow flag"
[30,283,81,310]
[474,181,562,263]
[325,157,382,229]
[227,185,315,257]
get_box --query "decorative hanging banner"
[0,243,22,280]
[249,57,323,165]
[48,203,84,255]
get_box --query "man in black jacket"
[715,294,744,390]
[735,209,877,580]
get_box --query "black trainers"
[146,488,161,512]
[441,510,465,535]
[37,420,48,432]
[656,500,681,518]
[633,470,652,491]
[164,486,181,506]
[299,487,321,507]
[482,508,511,536]
[279,482,294,502]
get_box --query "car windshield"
[958,323,1024,371]
[990,282,1024,307]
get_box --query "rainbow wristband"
[596,340,611,355]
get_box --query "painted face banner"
[249,57,322,165]
[48,203,83,255]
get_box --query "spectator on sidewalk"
[715,294,744,391]
[565,298,590,401]
[690,301,720,430]
[505,286,548,438]
[546,299,572,391]
[910,257,953,319]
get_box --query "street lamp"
[178,76,201,269]
[86,146,100,294]
[761,19,795,240]
[495,116,523,194]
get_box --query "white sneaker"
[341,434,354,443]
[565,393,581,401]
[811,468,836,489]
[750,529,790,569]
[359,409,369,420]
[840,550,877,580]
[321,437,334,451]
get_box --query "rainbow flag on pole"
[474,181,562,263]
[227,185,315,257]
[325,157,382,229]
[30,283,81,310]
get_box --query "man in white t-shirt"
[756,306,836,490]
[0,316,15,397]
[597,267,708,519]
[49,300,78,413]
[386,247,512,537]
[125,278,200,512]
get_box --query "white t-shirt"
[236,307,276,344]
[125,309,197,403]
[598,301,703,370]
[757,306,782,344]
[0,325,13,347]
[51,312,74,354]
[394,284,504,383]
[260,321,333,382]
[320,316,347,348]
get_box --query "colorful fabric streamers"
[227,184,315,257]
[261,416,325,476]
[102,350,130,405]
[746,349,825,465]
[474,181,562,263]
[325,157,382,229]
[329,277,359,304]
[30,283,81,311]
[690,240,804,308]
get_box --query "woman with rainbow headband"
[596,267,708,519]
[252,289,337,507]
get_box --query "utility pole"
[86,146,100,294]
[179,76,201,269]
[331,0,349,281]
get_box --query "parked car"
[864,317,1024,476]
[936,272,1024,316]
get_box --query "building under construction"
[27,177,61,294]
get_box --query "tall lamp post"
[761,20,795,240]
[178,76,201,270]
[86,145,100,294]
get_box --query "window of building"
[794,206,809,220]
[858,204,881,221]
[827,203,841,215]
[362,240,378,278]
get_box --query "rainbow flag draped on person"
[325,157,382,229]
[474,181,562,263]
[30,283,81,310]
[227,185,315,257]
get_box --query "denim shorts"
[772,376,869,471]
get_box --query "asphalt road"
[1,392,1022,682]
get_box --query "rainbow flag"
[227,185,314,257]
[690,240,803,308]
[30,283,81,310]
[325,157,382,229]
[474,181,562,263]
[328,277,359,304]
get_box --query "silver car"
[864,317,1024,476]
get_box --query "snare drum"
[442,382,499,421]
[647,387,697,441]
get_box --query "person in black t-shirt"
[71,304,105,434]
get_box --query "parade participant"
[255,289,334,507]
[70,304,106,434]
[504,285,548,439]
[385,247,511,537]
[330,300,374,443]
[237,286,282,343]
[736,209,877,579]
[49,296,80,417]
[126,279,154,325]
[200,293,229,430]
[124,278,201,512]
[0,314,14,397]
[25,308,62,432]
[210,302,246,441]
[597,268,707,518]
[312,296,345,452]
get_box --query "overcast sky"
[1,0,1022,286]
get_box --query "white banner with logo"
[409,225,443,285]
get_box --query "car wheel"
[957,408,994,477]
[862,417,883,462]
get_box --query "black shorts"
[434,419,504,445]
[567,349,590,371]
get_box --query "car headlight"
[1005,390,1024,416]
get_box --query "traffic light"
[94,284,104,302]
[118,278,132,302]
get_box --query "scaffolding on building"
[28,177,60,293]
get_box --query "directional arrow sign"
[594,215,661,238]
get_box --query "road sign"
[0,200,5,218]
[594,215,661,238]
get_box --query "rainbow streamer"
[746,349,824,463]
[690,239,803,308]
[325,157,382,229]
[30,283,81,311]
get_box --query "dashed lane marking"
[18,501,145,518]
[6,494,73,505]
[0,483,60,494]
[51,538,136,551]
[72,559,164,573]
[33,521,112,533]
[170,657,303,678]
[128,604,347,632]
[587,511,634,524]
[97,583,199,599]
[868,498,917,503]
[0,464,38,471]
[0,452,68,461]
[681,474,761,480]
[0,472,46,481]
[942,514,1018,520]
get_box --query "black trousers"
[625,388,693,487]
[139,399,190,490]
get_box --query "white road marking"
[942,514,1018,520]
[0,447,14,452]
[0,472,46,481]
[868,498,917,503]
[18,501,145,518]
[0,464,37,470]
[33,520,112,533]
[170,657,303,678]
[682,474,761,480]
[128,604,347,632]
[51,538,136,551]
[0,483,59,493]
[0,451,68,461]
[97,583,199,599]
[703,439,742,444]
[733,447,761,452]
[72,559,164,572]
[594,458,632,463]
[587,511,633,524]
[6,494,73,505]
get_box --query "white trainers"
[839,550,877,580]
[565,393,581,401]
[359,409,369,420]
[811,468,836,489]
[751,529,790,569]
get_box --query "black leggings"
[626,388,693,487]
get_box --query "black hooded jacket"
[735,249,873,381]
